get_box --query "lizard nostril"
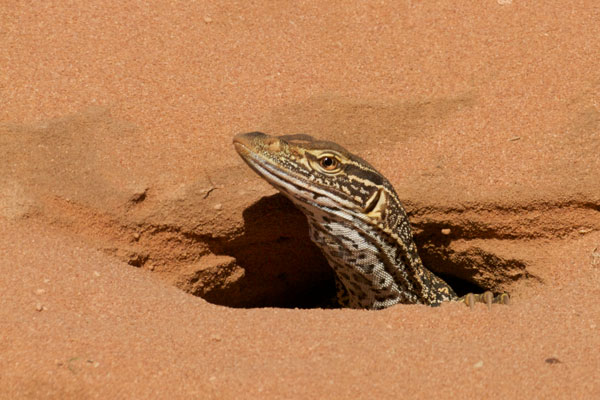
[264,137,281,152]
[267,141,281,152]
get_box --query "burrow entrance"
[156,194,533,308]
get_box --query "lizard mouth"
[232,137,251,156]
[232,144,250,163]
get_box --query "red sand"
[1,1,599,398]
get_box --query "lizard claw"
[495,292,510,305]
[482,291,494,309]
[463,293,476,309]
[459,291,510,309]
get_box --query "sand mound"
[1,1,599,398]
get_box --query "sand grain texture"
[1,1,600,398]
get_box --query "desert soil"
[1,1,599,398]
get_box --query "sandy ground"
[1,1,600,398]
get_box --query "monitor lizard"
[233,131,509,309]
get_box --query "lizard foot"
[460,291,510,309]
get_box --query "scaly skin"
[234,131,508,309]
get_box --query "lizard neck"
[294,194,456,309]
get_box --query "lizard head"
[233,131,394,222]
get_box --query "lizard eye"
[318,156,340,171]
